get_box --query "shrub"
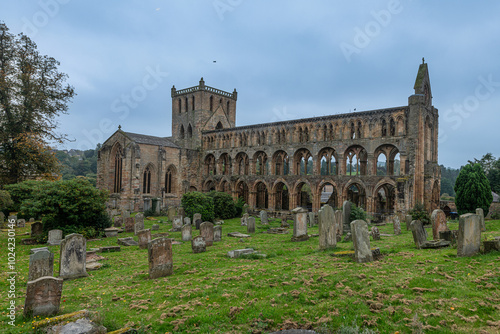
[235,197,246,217]
[208,191,236,219]
[409,202,430,225]
[181,191,214,222]
[454,163,493,216]
[4,180,51,214]
[0,190,13,211]
[349,203,367,222]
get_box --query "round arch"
[343,181,367,210]
[317,180,339,209]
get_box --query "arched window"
[210,96,213,111]
[113,146,123,193]
[180,125,185,139]
[165,166,175,193]
[381,119,387,137]
[178,99,181,114]
[143,166,152,194]
[192,96,195,111]
[216,121,223,130]
[350,122,355,139]
[187,124,193,138]
[357,121,362,138]
[390,118,396,136]
[227,100,230,112]
[185,97,188,112]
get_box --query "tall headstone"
[405,214,412,231]
[181,224,192,241]
[167,207,177,221]
[122,211,130,218]
[334,210,343,236]
[17,219,26,228]
[124,217,134,233]
[476,208,486,232]
[30,222,42,236]
[47,229,63,246]
[431,209,449,240]
[191,235,206,253]
[457,213,481,257]
[308,212,315,227]
[371,226,380,240]
[410,220,427,249]
[137,229,152,249]
[24,277,63,317]
[393,216,401,235]
[291,207,309,242]
[214,225,222,242]
[134,213,145,234]
[172,217,183,232]
[193,213,202,229]
[247,217,256,233]
[260,210,268,225]
[59,234,88,280]
[350,220,373,263]
[318,205,336,250]
[200,222,214,246]
[114,216,123,228]
[184,217,191,226]
[148,238,173,279]
[28,249,54,281]
[342,201,351,233]
[241,213,248,226]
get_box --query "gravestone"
[193,213,202,229]
[334,210,343,236]
[291,207,309,242]
[134,213,145,234]
[351,220,373,263]
[431,209,449,240]
[59,234,88,280]
[260,210,268,225]
[280,215,290,227]
[227,248,255,258]
[117,237,138,246]
[31,222,43,236]
[308,212,316,227]
[114,216,123,228]
[457,213,481,257]
[410,220,427,249]
[181,224,192,241]
[214,225,222,242]
[200,222,214,246]
[104,227,120,237]
[241,213,248,226]
[318,205,336,250]
[476,208,486,232]
[137,229,152,249]
[167,207,177,221]
[172,217,183,232]
[17,219,26,228]
[191,235,206,253]
[47,229,63,245]
[148,238,173,279]
[405,214,412,231]
[247,217,256,233]
[30,247,49,254]
[29,218,35,223]
[184,217,191,226]
[124,217,134,232]
[393,216,401,235]
[8,215,17,227]
[28,249,54,281]
[122,211,130,218]
[371,226,380,240]
[342,201,351,233]
[151,224,159,231]
[23,276,63,317]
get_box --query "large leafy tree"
[0,22,75,185]
[454,163,493,216]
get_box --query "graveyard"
[0,212,499,333]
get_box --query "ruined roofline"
[171,77,237,100]
[202,105,408,135]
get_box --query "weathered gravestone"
[137,229,152,249]
[191,235,206,253]
[29,218,35,223]
[241,213,248,226]
[227,248,255,258]
[30,247,49,254]
[104,227,120,238]
[193,213,202,229]
[117,237,138,246]
[59,234,88,280]
[172,217,183,232]
[351,220,373,263]
[457,213,481,257]
[17,219,26,228]
[371,226,380,240]
[393,216,401,235]
[431,209,449,240]
[200,222,214,246]
[334,210,343,237]
[181,224,192,241]
[167,207,177,221]
[47,229,63,245]
[476,208,486,232]
[114,216,123,228]
[342,201,351,233]
[122,211,130,218]
[405,214,412,231]
[151,224,159,231]
[247,217,256,233]
[214,225,222,242]
[28,249,54,281]
[24,276,63,317]
[148,238,173,279]
[31,222,43,236]
[308,212,316,227]
[318,205,336,250]
[260,210,268,225]
[410,220,427,249]
[134,213,145,234]
[292,207,309,242]
[184,217,191,226]
[124,217,134,233]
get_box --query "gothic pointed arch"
[165,164,177,194]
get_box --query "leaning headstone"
[318,205,336,250]
[476,208,486,232]
[172,217,183,232]
[23,276,63,317]
[393,216,401,235]
[405,214,412,231]
[122,211,130,218]
[351,220,373,263]
[181,224,192,241]
[200,222,214,246]
[291,207,309,242]
[410,220,427,249]
[124,217,134,233]
[241,213,249,226]
[134,213,145,234]
[214,225,222,242]
[457,213,481,257]
[148,238,173,279]
[431,209,449,240]
[28,249,54,281]
[114,216,123,228]
[47,229,63,245]
[334,210,343,236]
[137,229,152,249]
[191,235,206,253]
[151,224,159,231]
[371,226,380,240]
[117,237,138,246]
[59,234,88,280]
[247,217,256,233]
[260,210,268,225]
[184,217,191,226]
[342,201,351,233]
[193,213,202,229]
[31,222,43,236]
[17,219,26,228]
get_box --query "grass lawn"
[1,216,499,333]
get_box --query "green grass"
[1,217,499,333]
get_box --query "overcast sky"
[1,1,499,168]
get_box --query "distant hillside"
[55,145,100,186]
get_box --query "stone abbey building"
[97,62,440,220]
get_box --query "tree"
[454,163,493,216]
[0,22,75,185]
